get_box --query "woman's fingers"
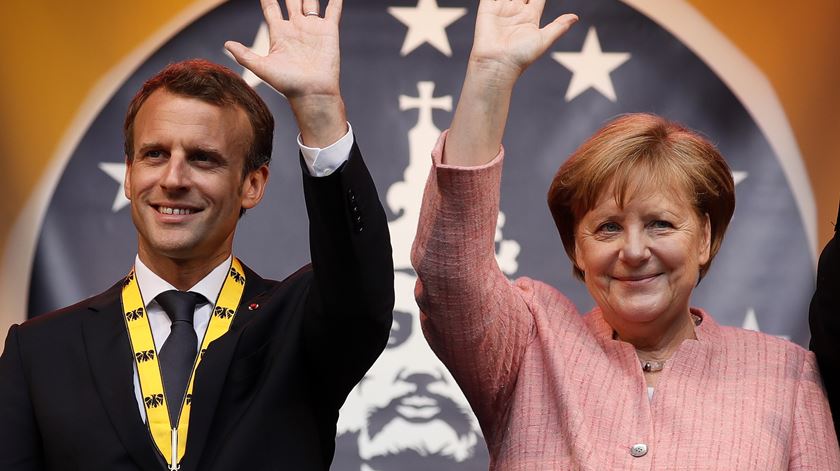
[541,13,578,50]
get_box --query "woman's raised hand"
[443,0,577,167]
[469,0,578,83]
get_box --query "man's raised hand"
[225,0,347,147]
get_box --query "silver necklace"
[639,314,702,373]
[640,359,666,372]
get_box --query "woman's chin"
[604,298,669,326]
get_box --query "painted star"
[551,27,631,102]
[388,0,467,57]
[742,307,790,340]
[223,22,271,89]
[98,162,130,212]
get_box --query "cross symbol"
[399,81,452,130]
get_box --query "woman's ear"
[699,213,711,266]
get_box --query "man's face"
[125,89,266,264]
[338,272,483,468]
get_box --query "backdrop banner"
[25,0,813,468]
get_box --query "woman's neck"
[616,312,697,362]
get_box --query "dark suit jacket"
[810,200,840,438]
[0,142,394,471]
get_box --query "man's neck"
[137,249,232,291]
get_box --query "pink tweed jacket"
[411,134,840,470]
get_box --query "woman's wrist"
[465,56,521,92]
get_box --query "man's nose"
[160,155,190,190]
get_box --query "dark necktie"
[156,290,204,426]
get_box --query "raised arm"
[227,0,393,403]
[444,0,577,166]
[411,0,578,443]
[225,0,347,147]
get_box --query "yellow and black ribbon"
[121,258,246,468]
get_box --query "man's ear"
[241,165,270,210]
[123,156,132,200]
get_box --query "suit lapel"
[82,283,162,471]
[181,265,270,470]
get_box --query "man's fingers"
[324,0,342,21]
[225,41,262,71]
[285,0,301,18]
[260,0,286,22]
[301,0,320,17]
[541,13,578,49]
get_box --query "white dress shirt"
[298,122,355,177]
[131,126,354,421]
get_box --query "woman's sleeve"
[411,131,537,443]
[788,352,840,469]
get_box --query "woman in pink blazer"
[410,1,840,469]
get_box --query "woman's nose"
[619,229,650,265]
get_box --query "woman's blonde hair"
[547,113,735,280]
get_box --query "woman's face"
[574,183,711,333]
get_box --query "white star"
[733,171,747,186]
[98,162,130,212]
[742,307,761,331]
[742,307,790,340]
[388,0,467,57]
[551,27,631,102]
[224,22,271,89]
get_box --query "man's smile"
[151,204,203,216]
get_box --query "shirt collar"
[134,254,232,307]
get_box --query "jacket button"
[629,443,648,457]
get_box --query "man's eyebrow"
[136,142,163,154]
[134,143,225,158]
[187,146,226,160]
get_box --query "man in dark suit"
[0,0,394,469]
[810,200,840,439]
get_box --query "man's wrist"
[290,93,348,148]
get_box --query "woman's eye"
[598,222,621,233]
[650,220,673,229]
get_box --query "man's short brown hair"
[123,59,274,177]
[546,113,735,281]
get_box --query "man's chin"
[138,237,212,265]
[145,242,199,259]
